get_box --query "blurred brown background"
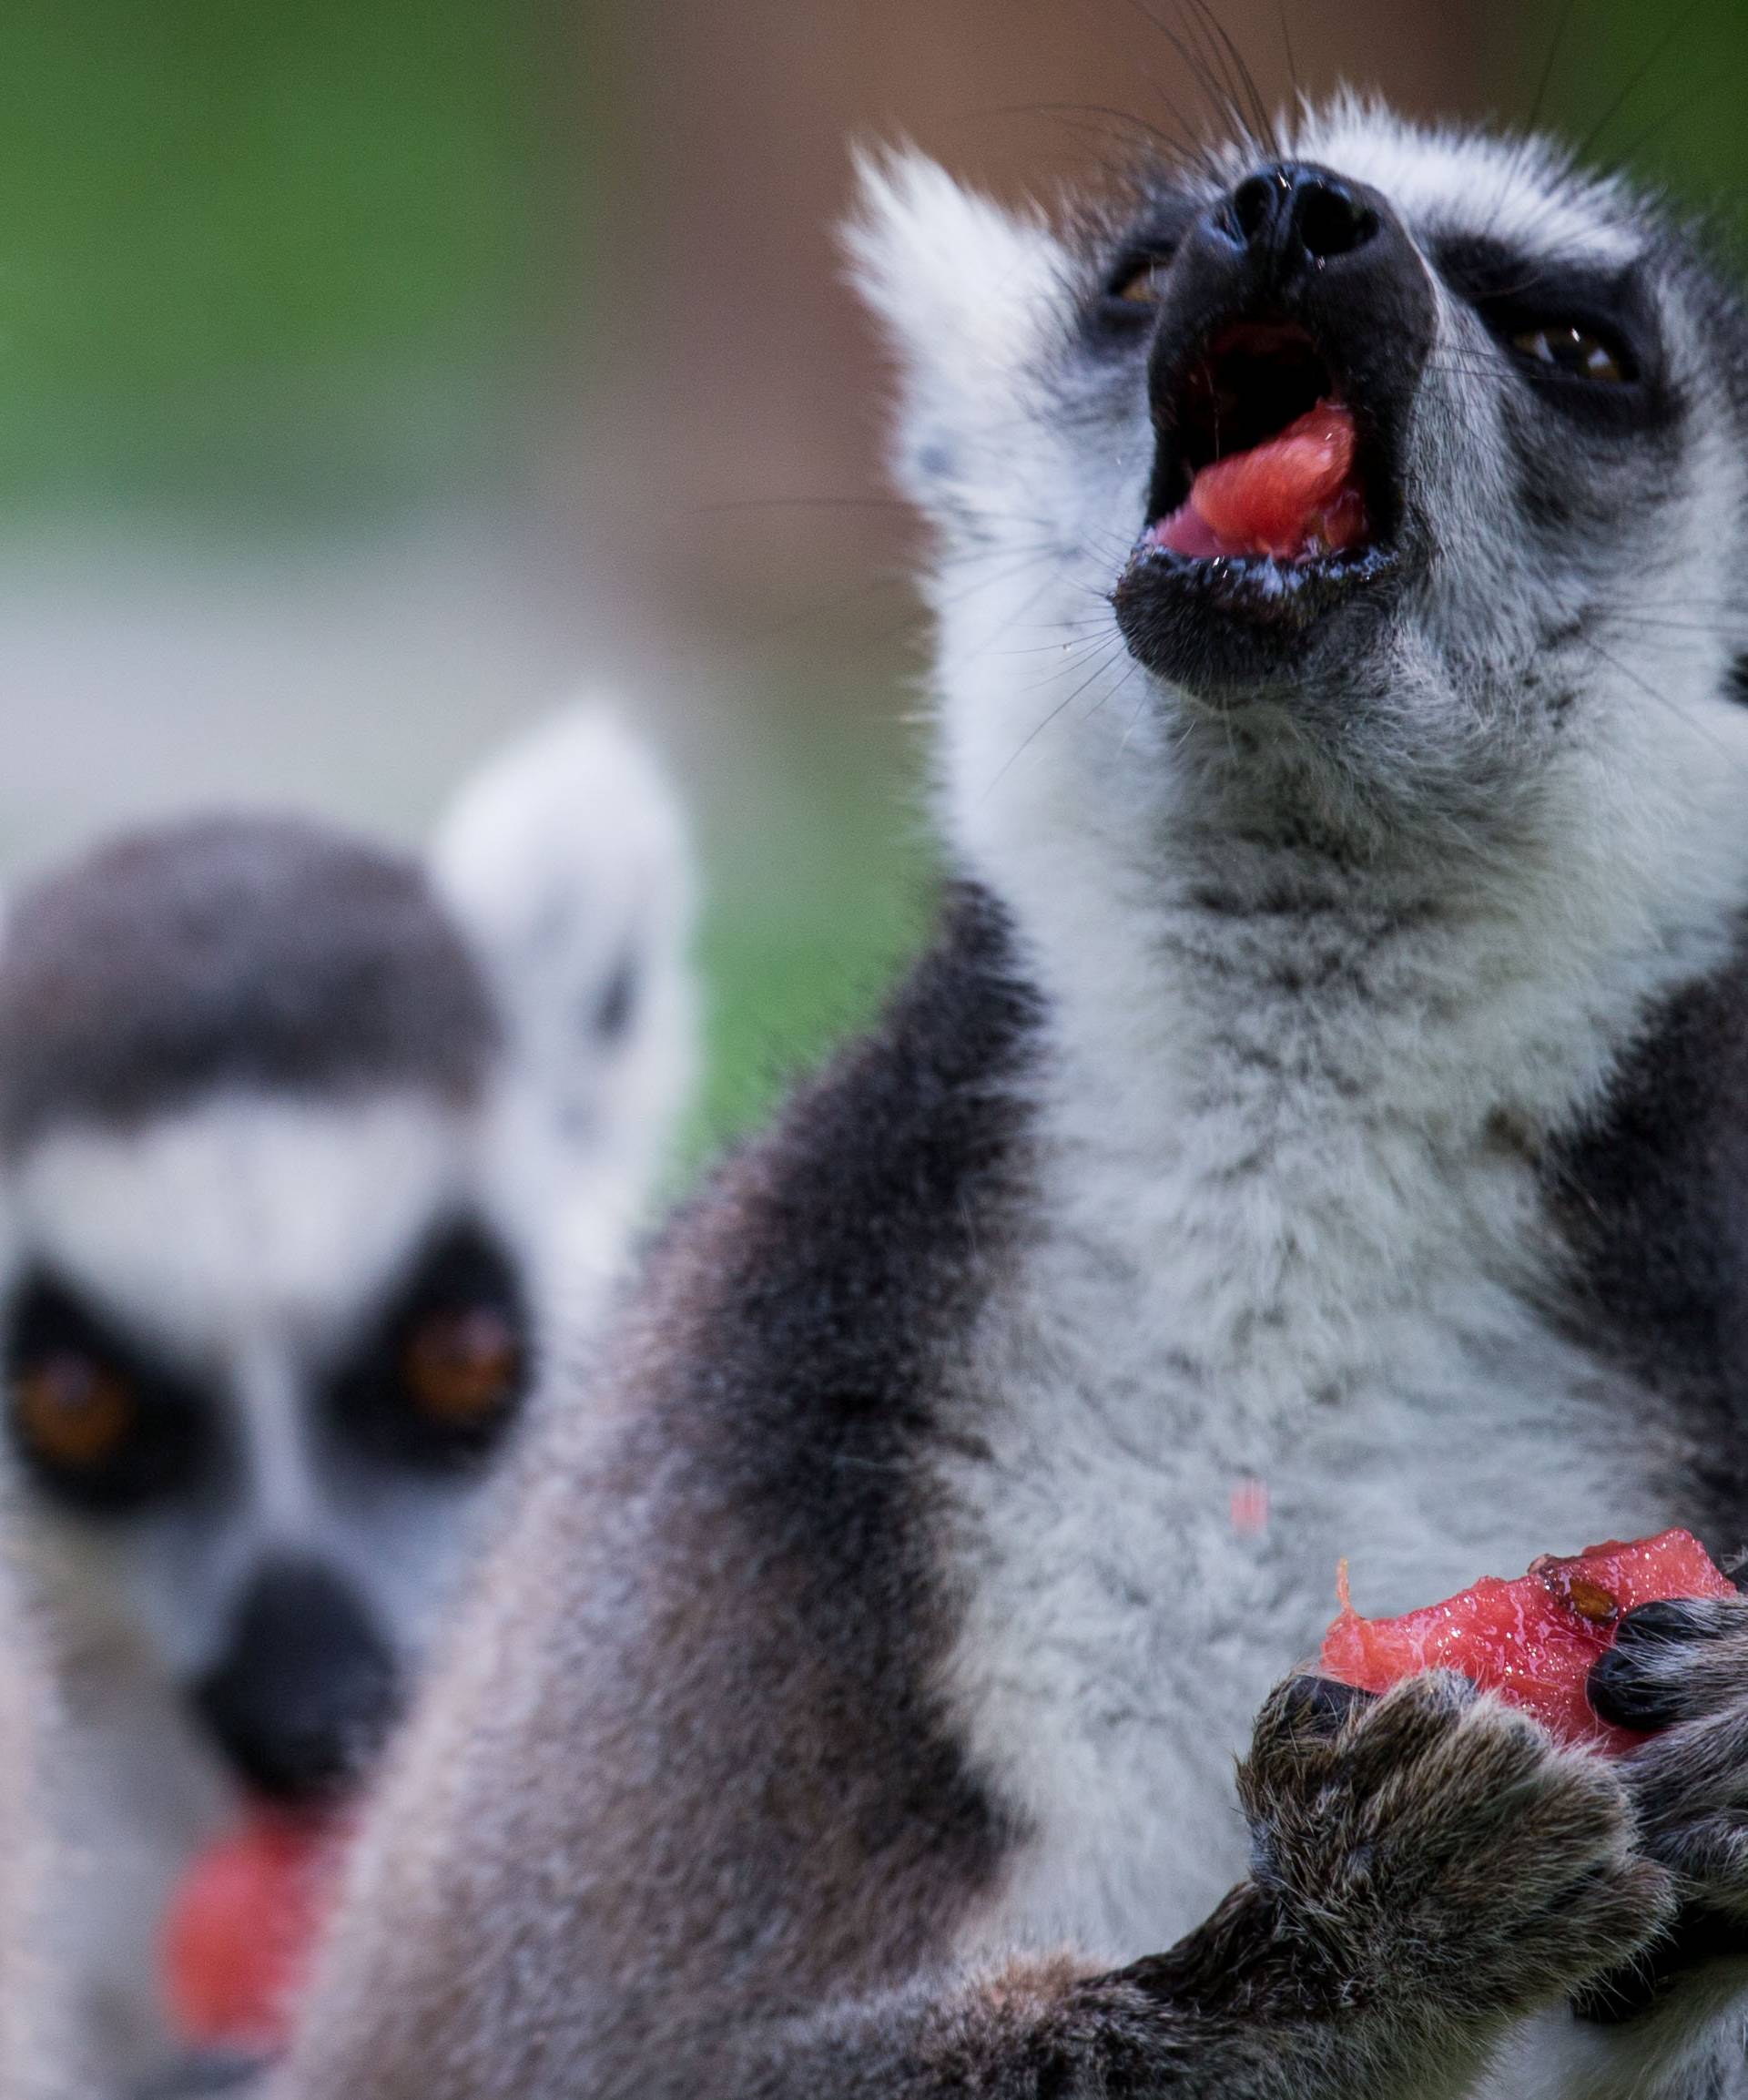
[0,0,1737,1147]
[562,0,1488,626]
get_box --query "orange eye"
[11,1352,136,1470]
[1510,323,1628,385]
[1109,257,1167,306]
[401,1306,521,1428]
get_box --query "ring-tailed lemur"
[275,100,1748,2100]
[0,705,696,2095]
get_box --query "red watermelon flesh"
[161,1809,349,2054]
[1318,1529,1735,1753]
[1150,399,1368,563]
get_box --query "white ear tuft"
[844,148,1069,522]
[845,147,1057,372]
[432,701,698,1259]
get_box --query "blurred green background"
[0,0,536,515]
[0,0,1739,1161]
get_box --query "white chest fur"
[935,825,1735,1968]
[941,1172,1666,1964]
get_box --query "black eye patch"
[3,1272,215,1515]
[1432,234,1671,433]
[1090,196,1201,336]
[323,1220,530,1475]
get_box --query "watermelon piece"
[1318,1529,1735,1753]
[161,1810,347,2054]
[1151,399,1368,564]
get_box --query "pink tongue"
[1152,399,1367,563]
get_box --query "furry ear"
[844,148,1069,524]
[431,703,697,1239]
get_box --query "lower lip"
[1122,534,1395,597]
[1142,512,1370,567]
[1109,534,1405,684]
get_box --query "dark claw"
[1277,1674,1375,1738]
[1587,1645,1686,1732]
[1587,1599,1739,1732]
[1612,1598,1737,1646]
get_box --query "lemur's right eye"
[11,1351,135,1471]
[1509,321,1632,387]
[2,1275,211,1514]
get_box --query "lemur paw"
[1239,1671,1673,2024]
[1590,1595,1748,1922]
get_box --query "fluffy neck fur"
[943,563,1748,1373]
[930,583,1748,1964]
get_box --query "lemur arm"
[725,1907,1462,2100]
[727,1927,1404,2100]
[715,1677,1666,2100]
[277,1670,1666,2100]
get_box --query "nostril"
[1291,176,1377,260]
[1229,173,1280,246]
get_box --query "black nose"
[1220,163,1378,270]
[192,1557,398,1804]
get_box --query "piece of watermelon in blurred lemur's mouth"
[161,1809,350,2054]
[1318,1529,1735,1753]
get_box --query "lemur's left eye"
[401,1305,521,1430]
[1509,322,1632,386]
[11,1351,135,1471]
[1106,254,1171,308]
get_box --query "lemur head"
[0,705,694,1809]
[851,98,1748,884]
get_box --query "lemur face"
[2,1094,531,1803]
[0,707,695,1814]
[853,101,1748,841]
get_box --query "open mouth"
[1113,309,1409,689]
[1145,322,1375,566]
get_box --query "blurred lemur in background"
[0,705,696,2095]
[273,94,1748,2100]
